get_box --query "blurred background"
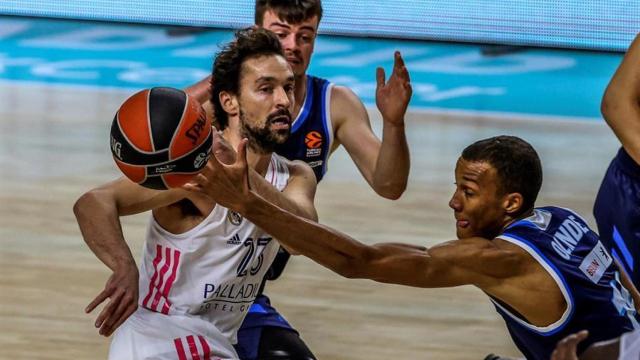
[0,1,637,359]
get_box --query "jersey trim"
[494,233,575,335]
[291,75,314,133]
[320,81,334,177]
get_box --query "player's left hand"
[85,265,139,337]
[550,330,588,360]
[375,51,412,127]
[184,138,251,211]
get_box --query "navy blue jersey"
[494,206,639,360]
[274,75,333,182]
[594,147,640,286]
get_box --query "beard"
[239,108,291,154]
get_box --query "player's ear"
[219,91,239,117]
[503,192,524,215]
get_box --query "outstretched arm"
[188,141,520,288]
[601,33,640,164]
[73,177,187,336]
[332,51,412,200]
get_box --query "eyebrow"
[255,75,295,84]
[270,22,316,32]
[461,175,479,184]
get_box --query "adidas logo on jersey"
[227,234,241,245]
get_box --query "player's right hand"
[85,265,139,337]
[550,330,588,360]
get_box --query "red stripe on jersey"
[174,338,188,360]
[198,335,211,360]
[150,246,172,311]
[142,244,163,309]
[160,248,181,314]
[186,335,201,360]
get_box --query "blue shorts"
[234,295,297,360]
[594,147,640,285]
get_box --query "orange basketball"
[109,87,212,190]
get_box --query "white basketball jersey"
[138,153,289,345]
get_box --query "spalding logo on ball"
[109,87,212,190]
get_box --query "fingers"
[393,51,411,83]
[85,289,111,314]
[182,173,207,192]
[551,330,588,360]
[376,67,385,88]
[236,138,249,167]
[394,51,405,69]
[94,289,125,330]
[103,303,138,337]
[100,291,135,335]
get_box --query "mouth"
[269,114,292,130]
[455,217,470,228]
[286,56,301,65]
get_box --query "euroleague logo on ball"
[305,131,323,149]
[194,152,209,168]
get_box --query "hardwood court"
[0,82,619,359]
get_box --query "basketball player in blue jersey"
[593,32,640,287]
[186,1,411,359]
[188,135,640,360]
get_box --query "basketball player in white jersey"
[73,28,317,359]
[552,329,640,359]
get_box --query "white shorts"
[109,307,238,360]
[620,329,640,360]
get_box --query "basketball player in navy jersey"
[188,135,640,359]
[73,28,319,358]
[593,32,640,287]
[186,1,411,358]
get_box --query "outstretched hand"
[376,51,412,127]
[184,138,251,212]
[85,266,139,337]
[551,330,588,360]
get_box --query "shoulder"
[274,155,317,186]
[331,85,364,109]
[329,85,368,129]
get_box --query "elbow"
[374,183,407,200]
[73,191,94,219]
[73,189,112,220]
[600,91,616,123]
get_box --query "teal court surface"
[0,16,624,121]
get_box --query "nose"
[281,33,299,52]
[274,86,291,109]
[449,191,461,211]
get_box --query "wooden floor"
[0,83,620,359]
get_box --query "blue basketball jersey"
[275,75,333,182]
[494,206,639,360]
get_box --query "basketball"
[109,87,212,190]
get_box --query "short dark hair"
[210,27,284,130]
[255,0,323,26]
[461,135,543,215]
